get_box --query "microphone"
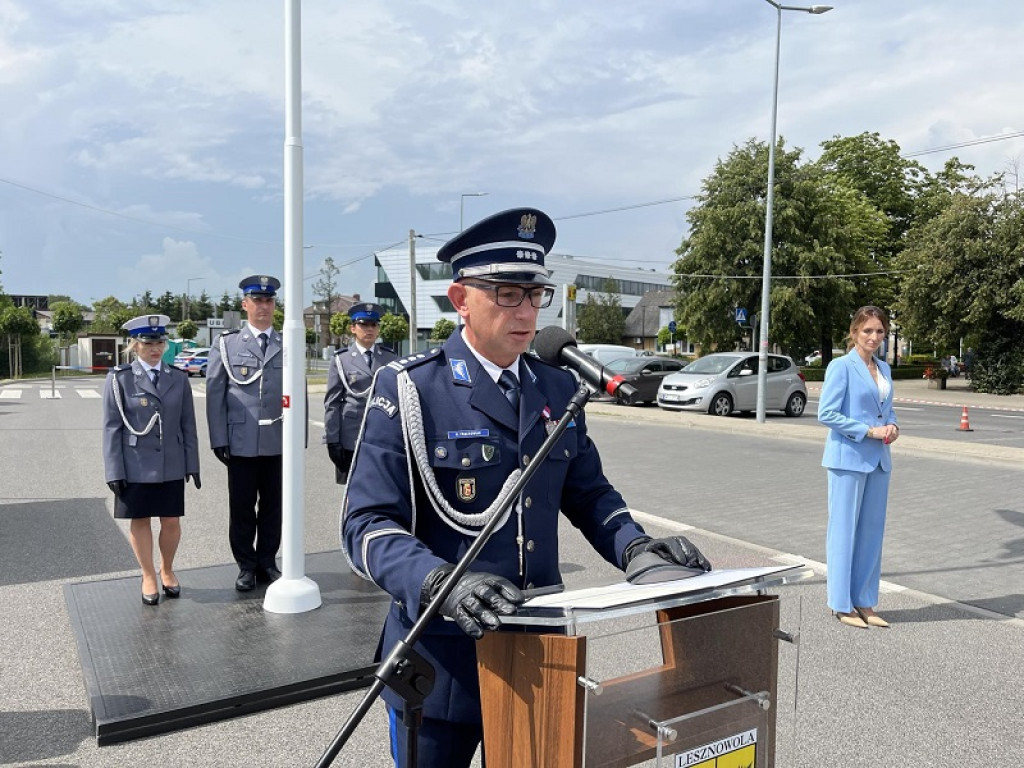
[534,326,640,404]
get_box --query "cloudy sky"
[1,1,1022,311]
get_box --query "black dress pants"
[227,455,282,571]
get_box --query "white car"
[657,352,808,417]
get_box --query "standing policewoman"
[102,314,201,605]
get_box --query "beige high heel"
[855,607,890,628]
[834,610,868,629]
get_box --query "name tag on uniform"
[447,429,489,439]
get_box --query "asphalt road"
[2,374,1022,767]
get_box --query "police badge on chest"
[456,475,476,502]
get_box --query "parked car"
[576,344,639,366]
[172,347,211,377]
[604,356,687,405]
[657,352,807,417]
[172,347,201,373]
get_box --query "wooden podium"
[476,565,808,768]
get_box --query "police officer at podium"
[323,301,398,484]
[342,208,711,767]
[206,275,285,591]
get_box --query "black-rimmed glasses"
[464,283,555,308]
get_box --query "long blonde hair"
[845,306,889,352]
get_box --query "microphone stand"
[315,384,593,767]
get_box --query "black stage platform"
[64,551,391,745]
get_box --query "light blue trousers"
[826,466,890,613]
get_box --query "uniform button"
[526,540,535,552]
[523,455,530,466]
[435,446,448,459]
[461,457,471,467]
[524,497,532,508]
[563,449,570,458]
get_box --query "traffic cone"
[957,406,973,432]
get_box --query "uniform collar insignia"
[450,359,471,383]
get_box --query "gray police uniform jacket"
[323,342,398,451]
[102,361,200,483]
[205,328,284,457]
[341,329,646,724]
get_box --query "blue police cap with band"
[239,274,281,297]
[349,302,385,324]
[122,314,170,341]
[437,207,555,285]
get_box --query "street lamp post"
[184,276,203,322]
[460,192,488,231]
[756,1,832,423]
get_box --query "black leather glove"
[107,480,126,496]
[420,564,525,639]
[623,535,712,572]
[187,473,201,489]
[213,446,231,466]
[326,443,346,470]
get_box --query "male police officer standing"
[206,275,285,591]
[323,302,398,484]
[342,209,710,767]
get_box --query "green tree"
[272,308,284,332]
[577,278,625,343]
[217,292,234,313]
[0,305,40,377]
[672,138,886,361]
[305,327,317,346]
[177,319,198,340]
[193,291,215,321]
[379,313,409,349]
[430,318,456,342]
[50,301,86,342]
[156,291,179,320]
[895,192,1024,393]
[313,258,342,345]
[90,296,134,334]
[329,312,351,345]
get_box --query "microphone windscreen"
[534,326,577,365]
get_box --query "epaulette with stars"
[386,347,442,373]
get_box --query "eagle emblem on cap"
[259,276,270,288]
[517,213,537,239]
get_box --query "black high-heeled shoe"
[162,584,181,598]
[142,592,160,606]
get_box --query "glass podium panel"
[578,594,802,768]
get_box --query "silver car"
[657,352,807,417]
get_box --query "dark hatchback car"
[603,356,687,405]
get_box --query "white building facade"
[373,245,673,351]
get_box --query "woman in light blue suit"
[819,306,900,629]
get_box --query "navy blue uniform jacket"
[342,329,645,723]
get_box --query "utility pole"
[408,229,417,354]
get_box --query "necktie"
[151,369,159,388]
[258,333,268,354]
[497,370,520,413]
[365,350,373,368]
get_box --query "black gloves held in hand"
[420,564,525,640]
[107,480,126,496]
[623,535,712,573]
[187,473,201,489]
[213,446,231,466]
[326,443,346,470]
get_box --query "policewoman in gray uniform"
[323,301,398,483]
[205,275,285,592]
[102,314,200,605]
[342,209,710,767]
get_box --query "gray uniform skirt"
[114,479,186,519]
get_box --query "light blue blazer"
[819,353,897,473]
